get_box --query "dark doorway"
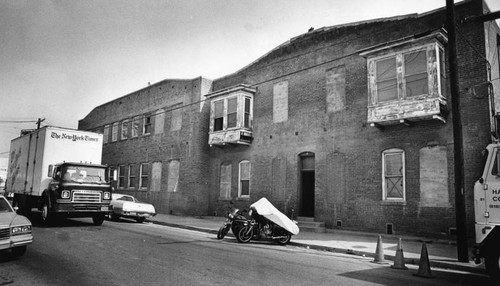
[299,153,315,217]
[301,171,315,217]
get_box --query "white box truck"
[5,126,113,225]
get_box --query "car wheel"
[11,245,27,257]
[92,214,105,226]
[237,226,253,243]
[136,217,146,223]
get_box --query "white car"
[0,195,33,257]
[109,193,156,223]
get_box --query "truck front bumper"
[54,203,111,213]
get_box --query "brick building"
[79,1,500,238]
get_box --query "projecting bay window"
[207,84,256,146]
[360,30,448,126]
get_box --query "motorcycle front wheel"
[276,234,292,245]
[237,226,253,243]
[217,223,231,239]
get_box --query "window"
[111,122,119,142]
[244,97,251,128]
[238,160,251,197]
[103,125,110,144]
[131,116,140,138]
[214,101,224,131]
[128,164,137,188]
[140,163,149,189]
[227,97,237,128]
[372,47,441,104]
[220,163,232,199]
[143,115,152,135]
[121,119,129,140]
[117,165,125,188]
[382,149,405,201]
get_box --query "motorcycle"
[216,207,248,239]
[236,197,299,245]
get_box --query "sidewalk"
[147,213,487,275]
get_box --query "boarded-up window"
[171,105,182,131]
[155,109,164,134]
[419,146,448,207]
[167,160,180,193]
[326,66,346,113]
[239,160,251,197]
[220,163,232,199]
[382,149,405,201]
[273,81,288,123]
[150,162,162,192]
[103,125,110,144]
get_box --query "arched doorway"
[299,152,315,217]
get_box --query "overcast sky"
[1,0,499,157]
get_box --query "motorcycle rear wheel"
[237,226,253,243]
[217,224,231,239]
[277,234,292,245]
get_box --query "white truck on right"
[473,142,500,278]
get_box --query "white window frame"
[382,149,406,201]
[210,95,253,132]
[127,164,136,189]
[139,163,149,189]
[143,115,152,135]
[111,122,119,142]
[238,160,251,198]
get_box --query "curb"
[149,219,487,275]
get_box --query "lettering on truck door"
[486,147,500,224]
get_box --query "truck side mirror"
[48,165,53,177]
[113,169,118,181]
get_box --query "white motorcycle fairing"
[250,197,300,235]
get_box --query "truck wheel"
[41,199,52,225]
[485,248,500,279]
[93,214,105,226]
[11,245,27,257]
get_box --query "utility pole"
[36,118,45,129]
[446,0,468,262]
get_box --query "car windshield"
[63,166,108,184]
[0,197,13,213]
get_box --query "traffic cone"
[373,235,388,264]
[391,238,408,270]
[414,243,435,278]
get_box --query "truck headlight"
[103,192,111,200]
[12,225,32,235]
[61,190,70,199]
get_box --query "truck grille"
[72,190,102,203]
[0,227,10,240]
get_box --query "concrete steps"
[297,216,326,233]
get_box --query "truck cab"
[473,143,500,278]
[43,162,113,225]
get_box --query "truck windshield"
[62,166,108,184]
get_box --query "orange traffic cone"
[414,243,435,278]
[373,235,388,264]
[391,238,408,270]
